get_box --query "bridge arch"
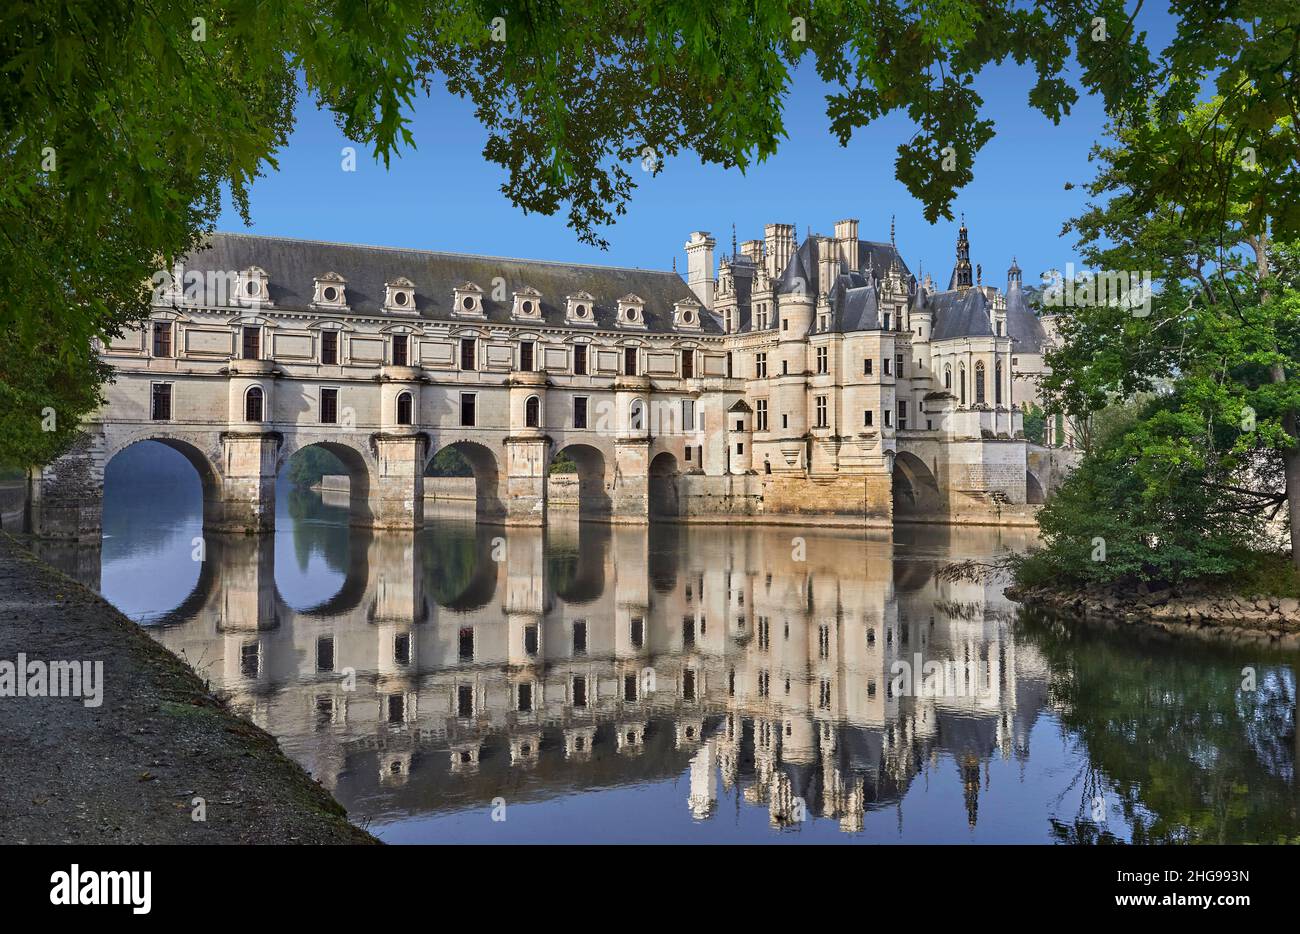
[1025,469,1045,505]
[426,439,505,521]
[103,434,224,529]
[278,439,374,526]
[892,451,943,516]
[649,451,681,520]
[548,443,612,520]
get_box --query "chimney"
[740,239,763,264]
[683,231,716,310]
[834,218,859,268]
[764,223,796,279]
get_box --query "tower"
[949,216,973,291]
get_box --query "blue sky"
[217,13,1174,293]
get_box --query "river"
[43,442,1300,843]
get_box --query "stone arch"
[891,451,943,516]
[426,439,505,521]
[104,434,224,529]
[648,451,681,520]
[278,439,374,526]
[548,443,612,519]
[1025,469,1045,505]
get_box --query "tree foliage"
[4,1,1300,468]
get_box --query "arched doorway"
[548,444,612,520]
[649,451,681,520]
[425,440,504,522]
[891,451,943,516]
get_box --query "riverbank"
[0,533,378,844]
[1007,579,1300,647]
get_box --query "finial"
[731,223,737,260]
[673,257,677,273]
[890,214,896,247]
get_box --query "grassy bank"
[0,533,378,844]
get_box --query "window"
[686,446,692,462]
[816,346,828,374]
[781,359,788,376]
[241,326,260,360]
[460,337,476,371]
[755,352,767,378]
[458,627,474,661]
[573,621,587,656]
[152,322,172,358]
[572,676,588,708]
[864,358,873,376]
[519,340,534,371]
[320,330,338,365]
[883,357,891,376]
[396,391,413,426]
[995,361,1004,405]
[944,364,952,389]
[320,388,338,424]
[960,366,967,405]
[524,395,540,428]
[151,383,172,421]
[681,349,694,378]
[683,670,696,702]
[573,344,587,375]
[726,352,733,378]
[782,413,789,429]
[245,386,264,423]
[624,675,638,701]
[815,395,828,429]
[457,684,473,718]
[630,400,644,431]
[460,392,476,427]
[316,637,334,672]
[524,625,539,655]
[756,399,768,431]
[393,633,411,666]
[883,312,891,330]
[864,409,873,427]
[681,399,695,430]
[517,683,533,713]
[898,400,908,430]
[240,642,259,678]
[896,354,904,377]
[975,360,986,404]
[630,616,644,649]
[884,409,893,427]
[624,347,638,375]
[392,334,408,366]
[736,442,744,454]
[574,396,588,429]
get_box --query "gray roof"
[181,232,715,334]
[1004,280,1046,352]
[928,288,994,341]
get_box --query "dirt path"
[0,534,377,844]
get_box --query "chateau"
[31,219,1072,536]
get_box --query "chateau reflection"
[135,512,1047,834]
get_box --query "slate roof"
[928,288,994,341]
[1004,279,1047,353]
[180,232,717,334]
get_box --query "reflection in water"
[73,483,1300,843]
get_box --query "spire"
[731,223,738,261]
[950,215,973,291]
[1007,256,1022,286]
[976,263,982,287]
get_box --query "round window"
[323,286,338,302]
[245,280,259,297]
[628,308,638,320]
[394,291,408,306]
[684,310,694,323]
[462,296,475,310]
[575,304,586,317]
[522,300,533,314]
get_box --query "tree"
[5,2,1298,469]
[1041,100,1300,567]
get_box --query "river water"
[56,443,1300,843]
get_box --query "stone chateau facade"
[31,220,1072,537]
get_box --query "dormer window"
[384,277,417,314]
[566,291,596,326]
[512,287,543,321]
[236,266,272,307]
[617,293,646,328]
[673,299,702,331]
[312,272,348,310]
[453,282,486,318]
